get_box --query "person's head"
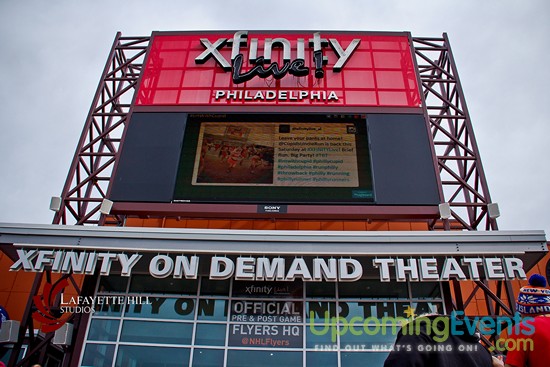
[516,273,550,316]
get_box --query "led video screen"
[174,115,373,203]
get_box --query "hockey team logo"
[32,277,71,332]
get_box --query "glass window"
[200,278,230,296]
[87,319,120,342]
[0,346,26,365]
[81,344,115,367]
[341,351,389,366]
[307,301,336,323]
[411,282,442,299]
[307,351,337,367]
[339,279,408,299]
[197,299,228,321]
[412,301,443,316]
[115,345,189,367]
[340,325,399,349]
[365,302,403,318]
[129,274,198,295]
[226,350,302,367]
[306,324,336,348]
[120,320,192,345]
[195,323,226,346]
[94,302,123,317]
[97,276,128,293]
[192,348,225,367]
[306,282,336,298]
[340,301,372,319]
[124,297,195,320]
[82,275,447,367]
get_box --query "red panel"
[136,32,421,108]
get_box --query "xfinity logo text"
[195,31,361,84]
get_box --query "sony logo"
[195,31,360,84]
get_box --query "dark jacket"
[384,315,492,367]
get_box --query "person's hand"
[492,355,504,367]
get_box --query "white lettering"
[372,258,394,282]
[440,258,467,281]
[235,257,256,280]
[484,258,506,280]
[149,255,174,278]
[419,258,439,281]
[339,258,363,281]
[503,258,526,280]
[395,258,419,282]
[210,256,234,280]
[118,253,142,277]
[212,89,340,102]
[174,255,199,279]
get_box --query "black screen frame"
[173,114,375,205]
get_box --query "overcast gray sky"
[0,0,548,237]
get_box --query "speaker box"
[53,323,73,346]
[0,320,20,343]
[438,202,452,219]
[99,199,113,215]
[49,196,62,211]
[487,202,501,219]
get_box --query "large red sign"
[136,31,421,108]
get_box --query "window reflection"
[195,323,226,346]
[307,301,337,322]
[124,297,195,320]
[129,274,198,295]
[339,280,408,299]
[115,345,189,367]
[120,320,192,345]
[226,350,301,367]
[200,278,230,296]
[87,319,119,341]
[98,276,128,293]
[81,344,115,367]
[411,282,442,299]
[197,299,228,321]
[341,351,389,367]
[84,275,445,367]
[412,301,443,315]
[193,348,224,367]
[307,352,337,367]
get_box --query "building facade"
[0,31,548,367]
